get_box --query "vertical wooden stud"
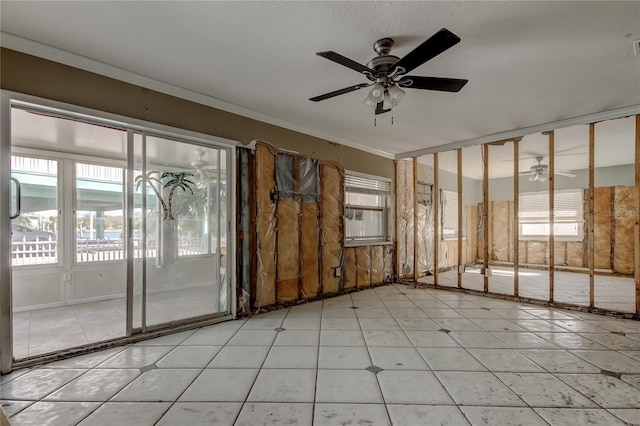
[413,157,419,282]
[549,131,555,302]
[514,140,519,297]
[483,144,489,293]
[457,148,463,288]
[635,114,640,314]
[589,123,595,308]
[434,153,439,286]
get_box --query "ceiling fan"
[309,28,468,115]
[190,147,217,185]
[520,156,576,182]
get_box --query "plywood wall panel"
[356,246,371,288]
[593,187,613,270]
[300,202,320,298]
[255,143,277,307]
[371,246,384,284]
[613,186,635,274]
[343,247,357,290]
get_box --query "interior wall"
[0,48,394,179]
[252,143,392,309]
[478,186,635,274]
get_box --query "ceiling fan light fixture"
[537,173,548,183]
[382,92,393,110]
[363,83,385,107]
[388,84,405,102]
[529,173,538,182]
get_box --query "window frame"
[518,188,584,241]
[344,170,391,245]
[440,189,460,240]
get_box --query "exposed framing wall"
[251,143,392,310]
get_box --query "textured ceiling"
[1,1,639,161]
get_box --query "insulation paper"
[276,199,300,302]
[383,246,393,282]
[356,246,371,288]
[343,247,357,289]
[613,186,634,274]
[255,143,277,307]
[370,246,384,284]
[300,202,320,298]
[594,187,612,270]
[416,203,433,275]
[320,163,344,294]
[491,200,511,262]
[395,160,415,278]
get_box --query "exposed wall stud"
[483,144,489,293]
[413,157,419,282]
[589,123,595,308]
[457,148,463,288]
[434,153,439,287]
[635,114,640,314]
[549,131,555,302]
[514,140,520,297]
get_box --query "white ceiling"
[1,1,639,164]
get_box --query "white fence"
[12,237,210,266]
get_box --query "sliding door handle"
[10,177,20,219]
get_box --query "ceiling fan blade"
[309,83,371,102]
[555,170,576,178]
[316,51,373,75]
[391,28,461,75]
[375,102,391,115]
[519,171,534,175]
[398,76,468,92]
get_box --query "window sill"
[344,240,392,248]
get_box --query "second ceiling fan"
[309,28,468,115]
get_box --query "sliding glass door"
[3,98,233,366]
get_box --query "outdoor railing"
[12,236,211,266]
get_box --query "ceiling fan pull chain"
[391,109,394,125]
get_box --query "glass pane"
[143,136,226,326]
[10,156,59,266]
[75,163,125,263]
[594,117,636,313]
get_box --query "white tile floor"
[421,265,637,313]
[2,284,640,425]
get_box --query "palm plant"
[135,171,197,220]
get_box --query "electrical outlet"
[458,265,466,274]
[485,267,492,278]
[334,267,341,277]
[633,40,640,58]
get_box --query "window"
[519,189,584,240]
[441,190,459,239]
[344,172,391,243]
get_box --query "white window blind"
[345,174,391,196]
[344,171,390,242]
[441,190,458,238]
[519,189,583,223]
[519,189,584,240]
